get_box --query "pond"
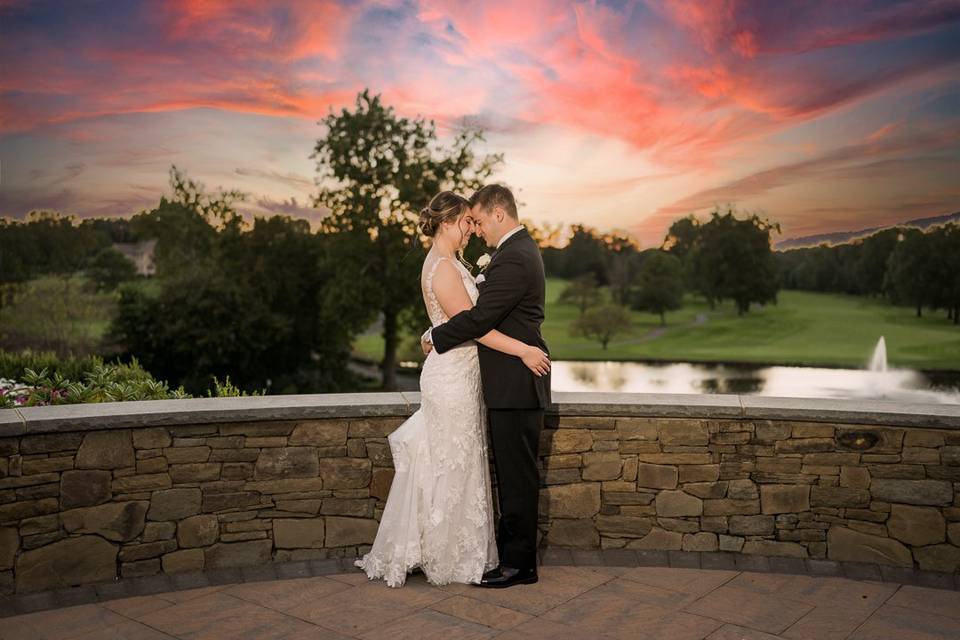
[550,360,960,403]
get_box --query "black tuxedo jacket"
[431,227,552,409]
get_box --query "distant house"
[112,238,157,277]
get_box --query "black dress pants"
[487,408,544,570]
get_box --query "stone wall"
[1,394,958,594]
[0,417,401,594]
[539,416,960,573]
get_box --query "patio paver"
[2,565,960,639]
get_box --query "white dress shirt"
[496,224,524,249]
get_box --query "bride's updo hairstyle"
[418,191,470,237]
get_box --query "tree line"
[544,211,959,350]
[542,209,781,348]
[776,225,960,322]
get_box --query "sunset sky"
[1,0,959,246]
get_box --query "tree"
[19,210,105,275]
[80,217,139,243]
[690,208,780,314]
[110,168,360,395]
[559,274,601,317]
[572,304,632,350]
[558,225,609,283]
[776,244,845,293]
[129,165,245,279]
[84,246,137,292]
[129,198,216,279]
[110,265,285,394]
[168,164,247,232]
[885,228,938,317]
[663,214,699,259]
[603,232,641,306]
[663,214,700,290]
[930,222,960,324]
[311,90,502,389]
[854,228,899,297]
[0,211,110,281]
[527,221,565,248]
[632,250,683,325]
[605,250,640,306]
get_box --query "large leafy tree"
[311,90,501,389]
[632,250,684,325]
[690,208,781,314]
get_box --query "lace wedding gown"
[354,254,499,587]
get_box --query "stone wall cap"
[550,391,743,418]
[740,394,960,429]
[1,391,957,435]
[0,407,25,436]
[8,393,413,434]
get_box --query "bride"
[355,191,551,588]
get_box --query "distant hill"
[775,211,960,250]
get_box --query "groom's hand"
[420,328,434,355]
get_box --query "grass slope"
[356,278,960,371]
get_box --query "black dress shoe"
[481,566,502,581]
[478,565,538,588]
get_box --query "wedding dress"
[354,254,498,587]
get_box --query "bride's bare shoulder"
[430,257,460,283]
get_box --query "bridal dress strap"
[425,256,452,324]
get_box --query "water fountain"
[868,336,887,373]
[835,335,955,403]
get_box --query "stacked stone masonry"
[540,417,960,572]
[1,410,959,594]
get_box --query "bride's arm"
[431,261,550,376]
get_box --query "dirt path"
[614,312,709,346]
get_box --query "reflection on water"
[554,361,960,404]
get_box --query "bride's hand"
[521,346,551,377]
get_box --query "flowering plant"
[476,253,492,270]
[0,378,32,407]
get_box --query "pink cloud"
[4,0,955,167]
[2,0,958,243]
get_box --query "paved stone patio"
[3,564,960,639]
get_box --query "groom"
[422,184,551,588]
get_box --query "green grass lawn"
[0,273,119,356]
[354,278,960,371]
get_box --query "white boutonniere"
[474,253,493,284]
[475,253,492,284]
